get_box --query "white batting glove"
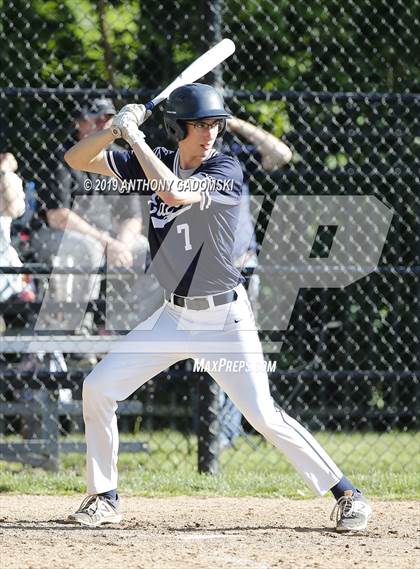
[110,104,151,142]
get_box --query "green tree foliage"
[0,0,88,87]
[225,0,419,92]
[1,0,418,91]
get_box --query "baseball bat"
[144,38,236,111]
[110,39,235,138]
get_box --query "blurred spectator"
[31,98,152,347]
[218,117,292,448]
[0,153,29,305]
[0,153,63,436]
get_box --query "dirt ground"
[0,496,418,569]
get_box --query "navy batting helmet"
[164,83,231,142]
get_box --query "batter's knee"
[83,374,100,403]
[245,408,280,436]
[245,411,268,434]
[82,364,112,401]
[82,367,119,425]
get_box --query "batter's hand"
[110,104,151,141]
[106,238,134,268]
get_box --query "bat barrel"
[143,39,235,115]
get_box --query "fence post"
[197,373,221,474]
[39,387,59,471]
[195,0,225,475]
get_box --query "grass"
[0,430,419,499]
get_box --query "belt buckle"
[187,297,210,310]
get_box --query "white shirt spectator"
[0,161,26,301]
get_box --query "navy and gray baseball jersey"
[105,147,245,296]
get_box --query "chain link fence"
[0,1,418,474]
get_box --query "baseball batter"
[64,84,371,531]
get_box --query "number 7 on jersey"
[177,223,192,251]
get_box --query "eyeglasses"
[185,119,224,131]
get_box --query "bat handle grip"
[145,101,155,112]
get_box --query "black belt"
[165,290,238,310]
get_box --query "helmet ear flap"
[164,118,188,142]
[217,118,227,138]
[176,120,188,140]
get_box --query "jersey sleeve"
[105,149,147,181]
[191,154,243,209]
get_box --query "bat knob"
[111,126,122,138]
[145,101,155,112]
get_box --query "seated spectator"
[0,150,64,350]
[0,153,27,304]
[0,153,65,436]
[31,98,161,346]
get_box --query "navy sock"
[98,489,118,503]
[331,476,359,501]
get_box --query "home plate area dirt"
[1,496,418,569]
